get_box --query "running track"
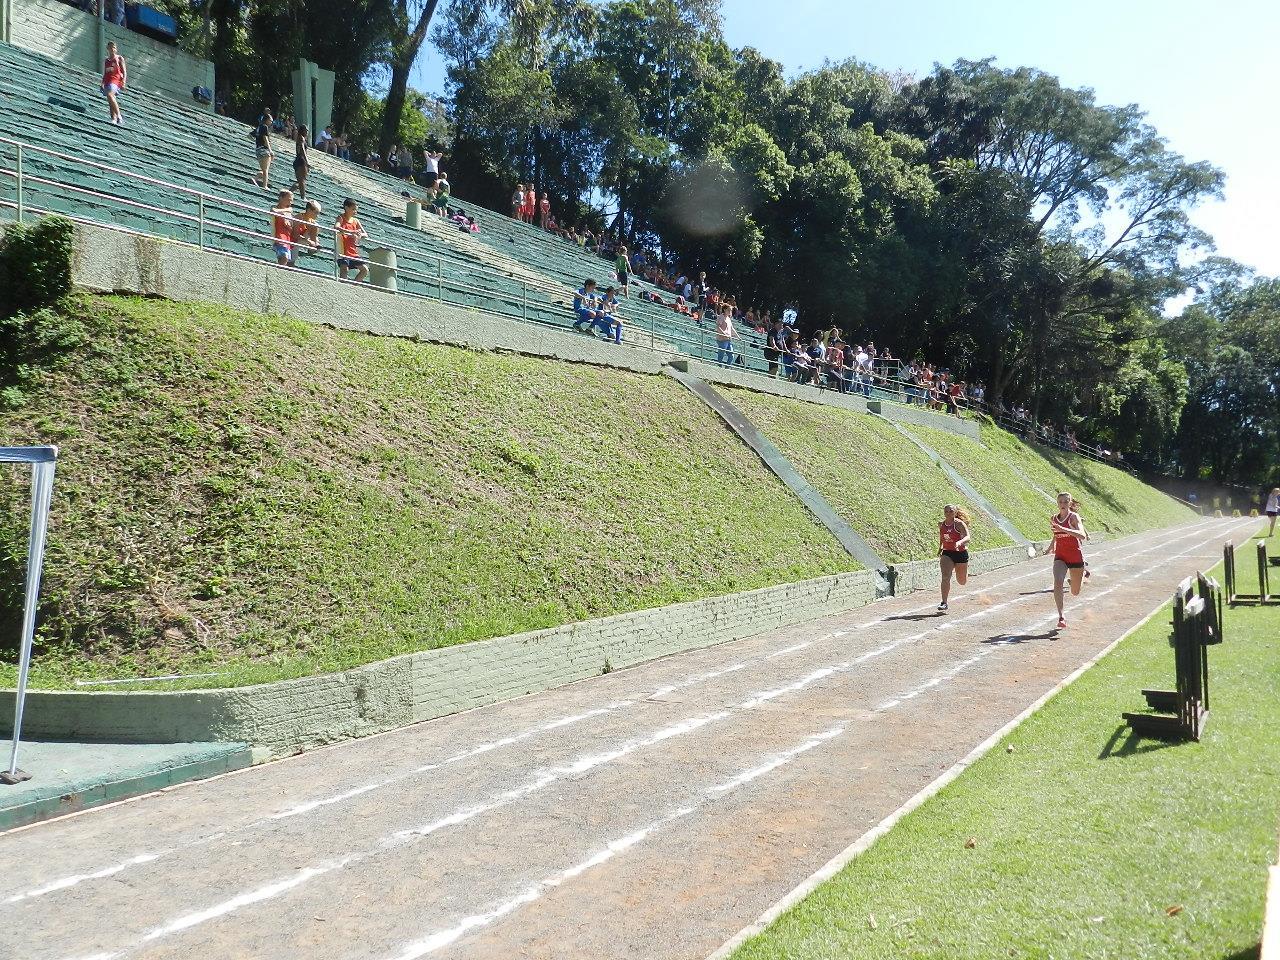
[1,518,1254,960]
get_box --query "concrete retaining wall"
[2,540,1042,754]
[2,568,877,753]
[71,223,669,375]
[7,0,215,109]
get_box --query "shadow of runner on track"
[882,612,945,622]
[983,631,1059,645]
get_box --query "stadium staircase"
[0,39,769,367]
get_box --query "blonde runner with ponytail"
[937,504,972,612]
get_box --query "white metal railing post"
[1,445,57,786]
[15,143,23,223]
[521,282,527,321]
[197,194,205,249]
[436,258,442,301]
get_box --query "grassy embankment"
[732,531,1279,960]
[904,420,1197,540]
[724,388,1013,560]
[1,295,861,689]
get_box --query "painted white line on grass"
[701,518,1252,960]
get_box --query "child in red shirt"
[336,198,369,282]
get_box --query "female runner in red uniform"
[937,504,971,612]
[1048,492,1087,628]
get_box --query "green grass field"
[0,295,858,688]
[904,420,1196,540]
[724,389,1012,561]
[732,532,1279,960]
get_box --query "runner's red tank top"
[103,56,124,87]
[940,520,962,551]
[1051,511,1084,564]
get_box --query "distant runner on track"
[937,504,971,612]
[1047,492,1087,629]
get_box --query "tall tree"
[380,0,443,156]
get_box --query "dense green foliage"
[0,295,857,687]
[1162,274,1280,489]
[0,216,81,409]
[0,215,73,319]
[733,541,1280,960]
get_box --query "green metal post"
[197,195,205,249]
[521,282,527,321]
[437,258,443,301]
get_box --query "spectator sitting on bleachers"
[598,287,623,344]
[572,278,603,334]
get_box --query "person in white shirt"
[1266,487,1280,537]
[423,149,443,187]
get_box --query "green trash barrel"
[406,200,422,230]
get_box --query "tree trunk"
[379,0,441,158]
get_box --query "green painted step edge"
[0,745,254,831]
[665,364,892,591]
[886,420,1031,546]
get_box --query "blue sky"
[413,0,1277,277]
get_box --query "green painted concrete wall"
[291,59,335,141]
[7,0,214,111]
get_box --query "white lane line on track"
[386,728,847,960]
[141,863,350,941]
[8,519,1235,923]
[74,521,1244,958]
[3,854,163,905]
[374,520,1250,959]
[4,701,634,905]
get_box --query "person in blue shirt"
[596,287,623,343]
[572,279,603,333]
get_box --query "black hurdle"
[1122,573,1223,742]
[1224,540,1275,605]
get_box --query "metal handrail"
[0,133,563,307]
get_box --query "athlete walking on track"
[1047,492,1087,628]
[937,504,971,612]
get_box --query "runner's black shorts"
[941,549,969,564]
